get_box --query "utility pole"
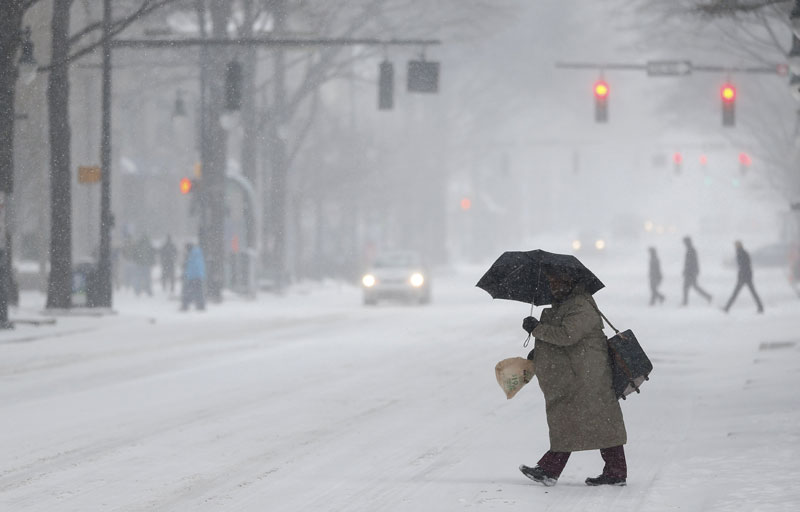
[271,0,289,291]
[96,0,113,308]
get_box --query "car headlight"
[409,273,425,287]
[595,239,606,250]
[572,240,582,251]
[362,274,376,287]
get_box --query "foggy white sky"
[437,0,791,258]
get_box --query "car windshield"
[373,252,421,268]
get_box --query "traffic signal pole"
[555,59,786,126]
[96,0,112,308]
[555,60,785,75]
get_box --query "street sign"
[78,166,101,184]
[646,60,692,76]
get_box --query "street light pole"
[96,0,113,308]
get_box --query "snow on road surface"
[1,259,798,511]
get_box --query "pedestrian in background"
[160,235,177,294]
[681,236,712,306]
[134,234,155,296]
[181,243,206,311]
[723,240,764,314]
[648,247,665,305]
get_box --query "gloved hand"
[522,316,540,334]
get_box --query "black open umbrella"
[476,249,604,306]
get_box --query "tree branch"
[38,0,180,72]
[286,89,320,168]
[68,0,177,47]
[694,0,790,17]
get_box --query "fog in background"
[12,0,796,286]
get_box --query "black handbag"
[592,304,653,400]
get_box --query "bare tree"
[252,0,514,286]
[43,0,184,309]
[624,0,799,202]
[0,0,43,323]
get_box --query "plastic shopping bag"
[494,357,535,400]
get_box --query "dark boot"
[585,474,626,486]
[519,465,558,486]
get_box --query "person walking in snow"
[181,243,206,311]
[160,235,177,294]
[134,234,156,296]
[519,268,628,487]
[723,240,764,314]
[648,247,665,306]
[681,236,712,306]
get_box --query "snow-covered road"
[1,260,798,511]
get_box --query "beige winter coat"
[530,285,627,452]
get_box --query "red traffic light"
[460,198,472,211]
[721,84,736,102]
[738,152,751,166]
[699,154,708,165]
[673,152,683,165]
[180,177,192,195]
[594,80,609,99]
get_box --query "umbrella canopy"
[476,249,604,306]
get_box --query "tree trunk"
[199,0,230,302]
[46,0,74,309]
[0,1,26,325]
[269,0,289,290]
[0,2,24,196]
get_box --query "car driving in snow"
[361,251,431,305]
[570,231,608,254]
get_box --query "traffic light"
[225,61,243,110]
[738,152,752,174]
[407,59,439,93]
[378,60,394,110]
[673,152,683,173]
[179,177,193,195]
[594,80,609,123]
[460,197,472,211]
[699,154,708,166]
[721,83,735,127]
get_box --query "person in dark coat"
[181,243,206,311]
[723,240,764,313]
[648,247,665,305]
[160,235,177,294]
[134,234,156,296]
[682,236,712,306]
[518,269,628,487]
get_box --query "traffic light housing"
[378,60,394,110]
[225,61,243,110]
[721,83,735,127]
[594,80,609,123]
[407,59,439,93]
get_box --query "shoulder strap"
[588,299,619,334]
